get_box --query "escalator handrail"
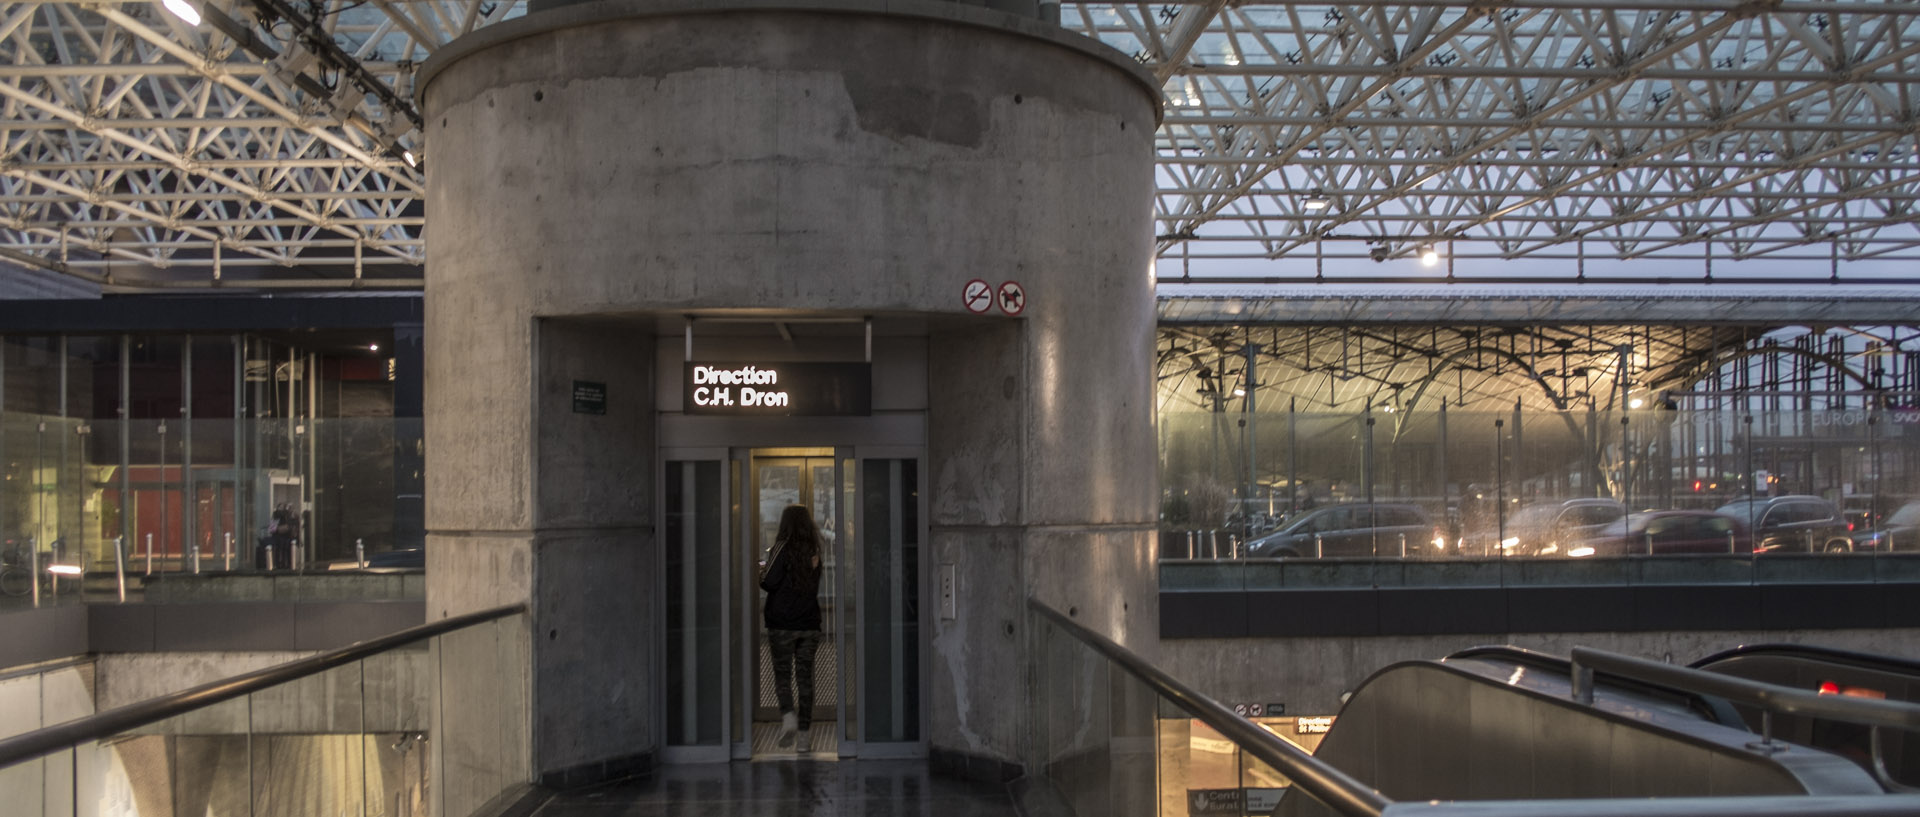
[0,603,527,770]
[1572,646,1920,732]
[1028,598,1390,817]
[1692,643,1920,677]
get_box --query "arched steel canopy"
[3,1,1920,288]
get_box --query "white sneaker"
[775,712,796,749]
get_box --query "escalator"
[1025,597,1920,817]
[1693,643,1920,790]
[1274,645,1886,816]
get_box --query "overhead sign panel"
[683,362,871,416]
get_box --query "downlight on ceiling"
[161,0,201,25]
[1420,245,1440,266]
[1302,191,1331,210]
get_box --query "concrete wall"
[421,0,1158,785]
[1160,627,1920,718]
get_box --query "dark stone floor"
[533,760,1020,817]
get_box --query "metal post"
[29,537,39,607]
[114,535,126,602]
[1314,534,1324,559]
[182,335,196,577]
[292,539,302,571]
[1244,342,1260,540]
[1438,402,1449,549]
[224,532,234,571]
[233,334,244,551]
[356,537,366,568]
[1750,711,1780,752]
[121,335,133,573]
[1287,399,1298,516]
[158,421,167,573]
[58,337,68,581]
[1570,658,1593,704]
[1495,418,1507,555]
[305,352,317,568]
[1512,398,1524,504]
[145,532,153,575]
[265,543,274,572]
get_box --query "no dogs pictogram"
[997,280,1026,316]
[963,279,993,314]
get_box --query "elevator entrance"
[661,443,924,762]
[748,449,842,757]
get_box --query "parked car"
[1568,510,1751,557]
[1714,495,1853,553]
[1851,501,1920,552]
[1245,503,1445,558]
[1490,498,1627,556]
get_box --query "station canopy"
[2,1,1919,291]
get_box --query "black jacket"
[760,540,821,631]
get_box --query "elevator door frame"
[657,436,928,763]
[739,447,849,759]
[845,444,928,760]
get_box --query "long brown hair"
[775,504,822,576]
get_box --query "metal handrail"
[1570,646,1920,733]
[1027,598,1390,817]
[1692,643,1920,677]
[0,603,526,770]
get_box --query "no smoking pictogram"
[963,279,993,314]
[997,280,1027,316]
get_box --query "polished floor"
[532,760,1019,816]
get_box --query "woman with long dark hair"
[760,503,823,751]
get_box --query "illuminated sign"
[684,362,871,416]
[1295,717,1333,734]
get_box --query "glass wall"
[0,333,421,609]
[1161,404,1920,585]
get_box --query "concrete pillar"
[420,0,1159,797]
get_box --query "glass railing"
[0,414,424,611]
[0,604,524,817]
[1026,598,1384,817]
[1162,406,1920,588]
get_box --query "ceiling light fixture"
[161,0,201,25]
[1420,245,1440,266]
[1302,190,1330,210]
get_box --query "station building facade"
[1,2,1919,814]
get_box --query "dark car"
[1491,498,1627,557]
[1570,510,1751,557]
[1714,495,1853,553]
[1245,503,1444,558]
[1851,501,1920,552]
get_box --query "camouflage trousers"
[768,629,822,729]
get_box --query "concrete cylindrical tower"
[419,0,1160,803]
